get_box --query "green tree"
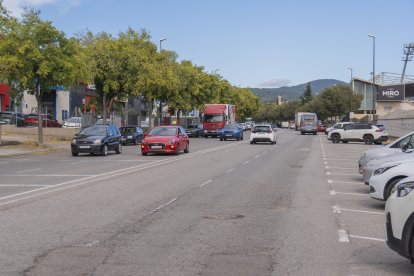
[0,6,83,145]
[300,82,313,105]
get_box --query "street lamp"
[368,34,376,115]
[159,38,166,52]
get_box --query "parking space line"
[338,229,350,242]
[348,235,385,242]
[200,179,213,187]
[333,205,384,215]
[334,191,369,197]
[325,158,359,161]
[326,172,360,176]
[325,166,355,170]
[328,180,363,185]
[15,168,41,174]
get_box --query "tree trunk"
[148,99,153,129]
[35,88,44,146]
[102,93,107,123]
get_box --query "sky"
[3,0,414,88]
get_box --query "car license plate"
[151,145,162,149]
[79,145,90,149]
[226,134,233,137]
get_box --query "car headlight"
[93,139,102,144]
[128,135,133,139]
[72,139,76,144]
[395,181,414,197]
[373,163,400,176]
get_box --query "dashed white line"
[226,168,234,173]
[15,168,41,174]
[242,160,250,165]
[152,198,177,213]
[70,161,89,165]
[200,179,213,187]
[338,229,350,242]
[84,240,100,247]
[254,155,260,159]
[348,235,385,242]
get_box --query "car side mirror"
[402,143,412,153]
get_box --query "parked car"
[62,117,82,128]
[369,158,414,200]
[141,125,189,156]
[250,125,277,144]
[71,124,122,156]
[328,123,384,144]
[362,149,414,184]
[0,112,26,127]
[385,176,414,262]
[358,130,414,173]
[325,122,351,136]
[238,122,247,131]
[119,126,144,145]
[185,124,203,137]
[219,124,243,141]
[24,114,61,127]
[317,124,326,133]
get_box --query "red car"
[24,114,62,127]
[141,125,189,156]
[317,124,326,132]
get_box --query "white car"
[62,117,82,128]
[362,151,414,184]
[385,176,414,262]
[250,125,277,144]
[359,130,414,173]
[369,158,414,200]
[328,123,384,144]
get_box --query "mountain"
[250,79,347,102]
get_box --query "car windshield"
[79,126,107,136]
[120,127,135,134]
[224,125,238,130]
[204,114,223,123]
[254,126,271,132]
[149,127,177,136]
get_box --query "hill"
[250,79,347,102]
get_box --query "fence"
[127,115,200,128]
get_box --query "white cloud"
[3,0,80,17]
[258,78,291,88]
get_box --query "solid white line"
[254,155,260,159]
[338,229,350,242]
[0,184,52,187]
[335,191,369,197]
[15,168,41,174]
[70,161,89,165]
[0,174,96,177]
[226,168,234,173]
[200,179,213,187]
[348,235,385,242]
[152,198,177,213]
[243,160,250,165]
[340,208,384,215]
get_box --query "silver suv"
[329,123,385,145]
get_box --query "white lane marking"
[329,189,336,195]
[326,158,358,161]
[339,208,384,215]
[84,240,99,247]
[327,167,356,170]
[330,180,363,185]
[226,168,234,173]
[152,198,177,213]
[254,155,260,159]
[70,161,89,165]
[328,172,360,176]
[0,140,246,206]
[335,191,369,197]
[348,235,385,242]
[242,160,250,165]
[324,162,328,165]
[200,179,213,187]
[0,184,52,187]
[333,205,342,214]
[338,229,350,242]
[326,172,331,175]
[0,174,96,177]
[15,168,41,174]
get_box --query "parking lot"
[319,135,413,274]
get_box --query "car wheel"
[220,138,223,141]
[184,143,189,153]
[89,153,94,155]
[116,143,122,154]
[241,135,244,140]
[71,151,78,157]
[237,136,240,141]
[224,138,227,141]
[175,144,180,155]
[363,135,374,145]
[250,141,254,144]
[374,141,382,145]
[385,177,406,200]
[101,144,108,156]
[331,134,341,143]
[301,132,304,135]
[204,135,208,139]
[142,152,147,156]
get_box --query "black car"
[71,124,122,156]
[119,126,144,145]
[185,124,203,137]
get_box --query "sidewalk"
[0,135,70,158]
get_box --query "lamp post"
[159,38,166,52]
[368,34,376,115]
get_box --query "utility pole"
[401,42,414,83]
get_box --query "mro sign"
[377,84,405,101]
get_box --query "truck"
[281,121,289,128]
[202,104,236,138]
[295,112,310,131]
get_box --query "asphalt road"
[0,130,412,275]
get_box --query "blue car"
[119,126,144,145]
[219,124,244,141]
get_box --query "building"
[0,83,10,112]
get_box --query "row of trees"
[255,83,363,123]
[0,2,259,144]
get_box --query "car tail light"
[375,129,382,132]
